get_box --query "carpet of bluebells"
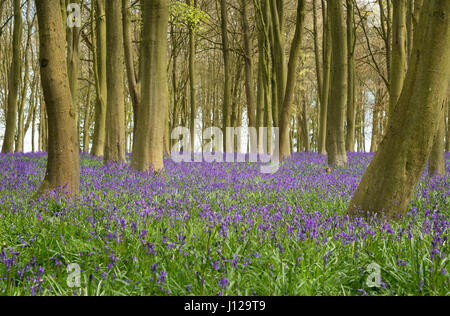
[0,152,448,296]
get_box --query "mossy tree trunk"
[35,0,80,195]
[348,0,450,219]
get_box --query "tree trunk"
[123,0,140,153]
[131,0,168,172]
[319,0,331,155]
[429,113,445,177]
[83,84,92,153]
[91,0,107,157]
[35,0,80,195]
[104,0,126,164]
[67,0,81,147]
[326,0,348,167]
[220,0,232,153]
[446,97,450,152]
[279,0,306,160]
[241,0,257,153]
[269,0,286,128]
[188,0,197,153]
[389,0,407,116]
[2,0,22,154]
[348,0,450,218]
[345,0,356,152]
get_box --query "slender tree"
[91,0,107,157]
[104,0,126,163]
[319,0,331,155]
[326,0,348,167]
[279,0,306,160]
[220,0,232,153]
[346,0,356,152]
[241,0,257,153]
[2,0,22,153]
[131,0,169,172]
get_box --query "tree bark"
[429,113,445,177]
[104,0,126,164]
[389,0,408,116]
[326,0,348,167]
[131,0,168,172]
[345,0,356,152]
[348,0,450,218]
[123,0,140,154]
[188,0,197,153]
[279,0,306,160]
[241,0,257,153]
[318,0,331,155]
[91,0,107,157]
[2,0,22,154]
[220,0,232,153]
[35,0,80,195]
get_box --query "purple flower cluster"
[0,152,448,296]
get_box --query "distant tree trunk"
[220,0,232,153]
[131,0,168,172]
[389,0,407,116]
[67,0,81,145]
[370,89,382,152]
[123,0,140,153]
[319,0,331,155]
[104,0,126,163]
[429,113,445,177]
[279,0,306,160]
[312,0,322,107]
[326,0,348,167]
[345,0,356,152]
[83,84,92,153]
[188,0,197,153]
[241,0,257,153]
[348,0,450,218]
[269,0,286,128]
[302,96,310,152]
[91,0,107,157]
[2,0,22,154]
[16,3,32,153]
[35,0,80,195]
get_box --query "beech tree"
[348,0,450,218]
[326,0,348,167]
[1,0,21,154]
[131,0,169,172]
[104,0,126,164]
[35,0,80,195]
[91,0,107,157]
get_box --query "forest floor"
[0,152,448,296]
